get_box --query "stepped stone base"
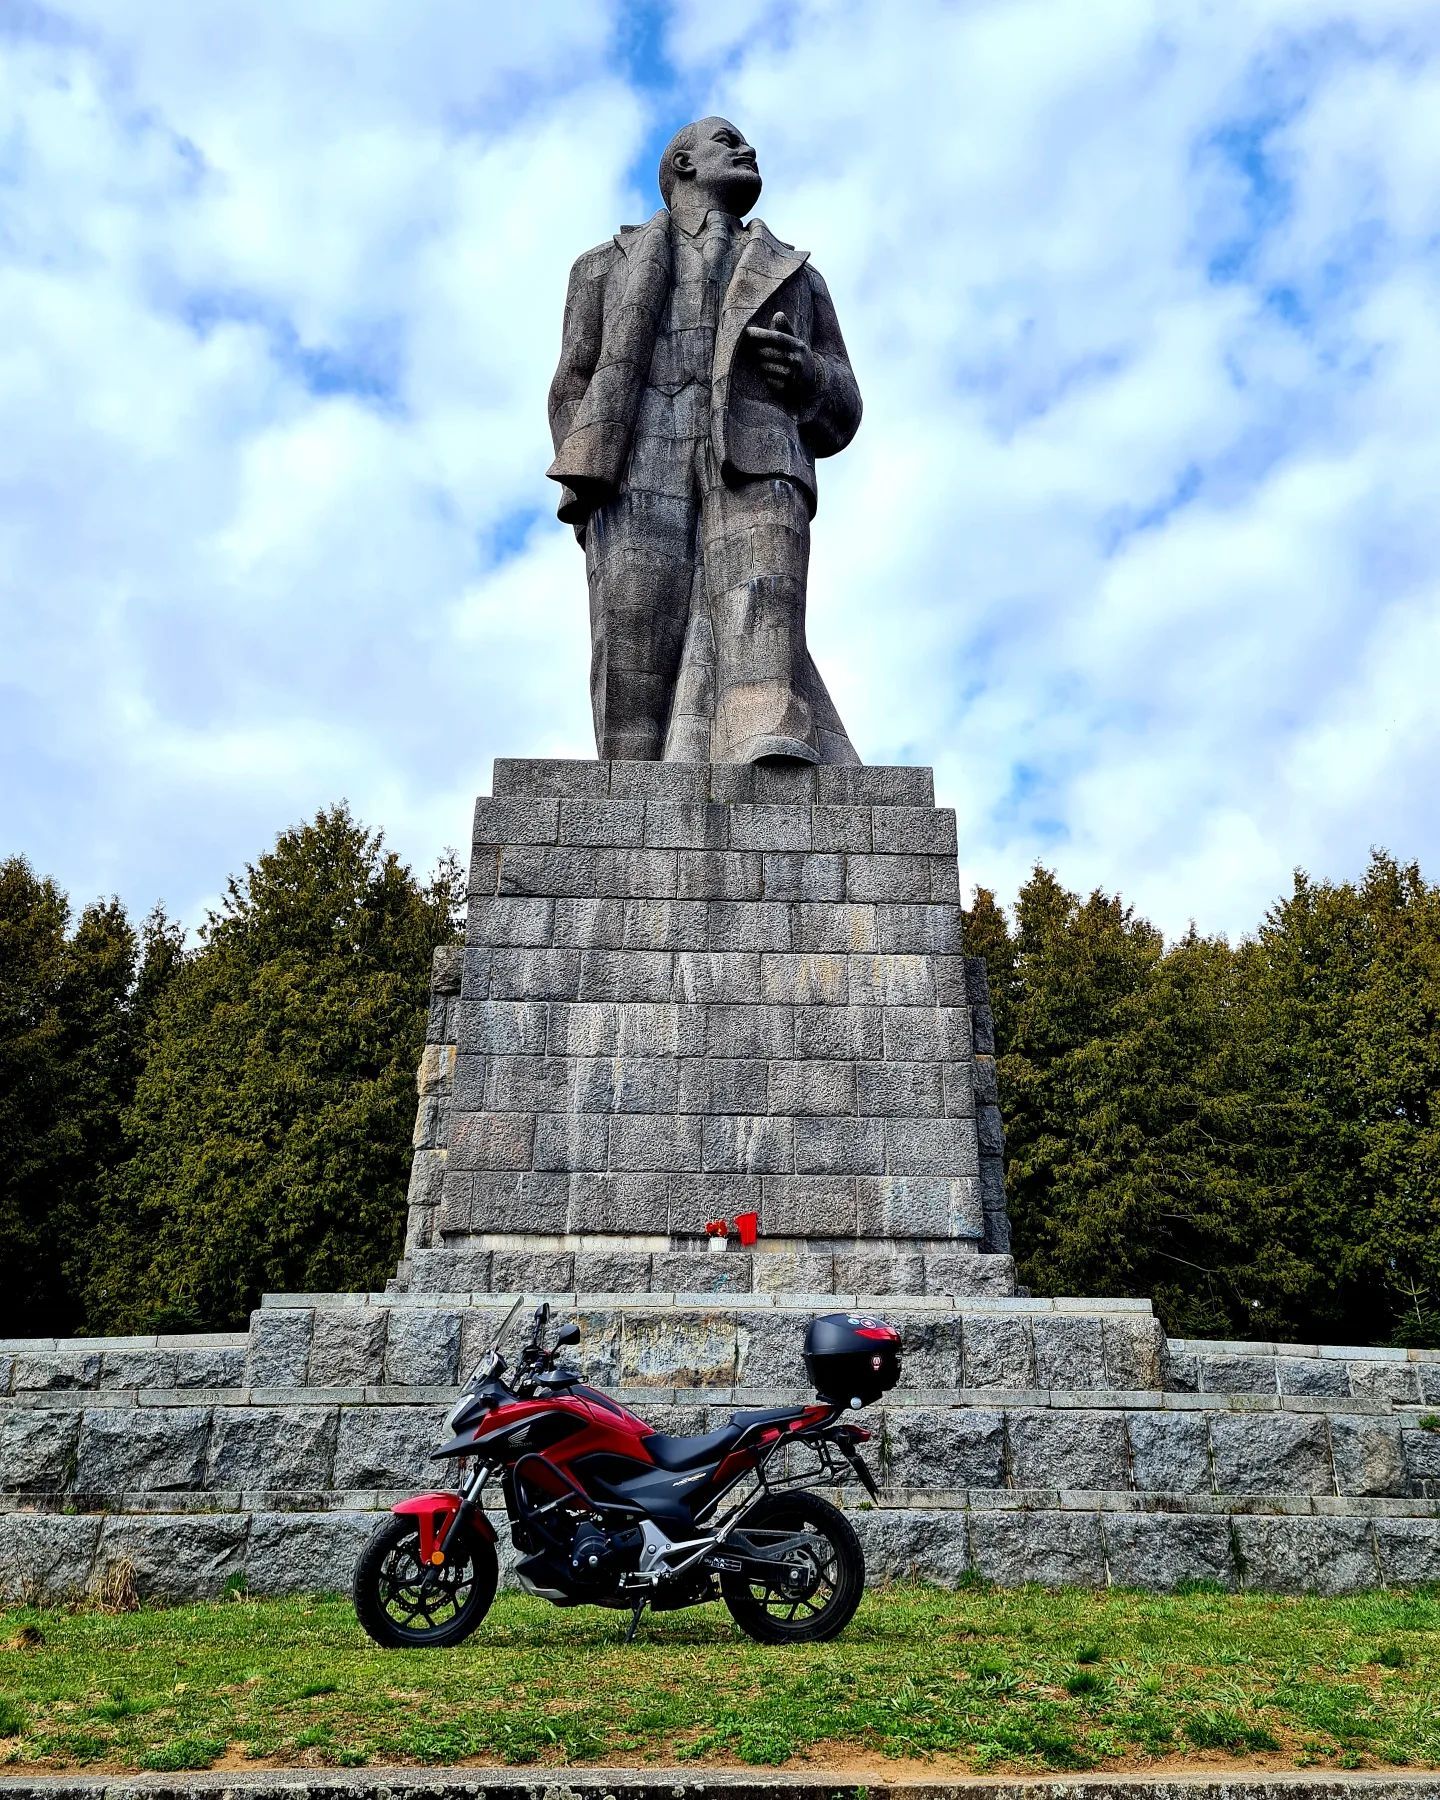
[400,759,1011,1286]
[5,1291,1440,1603]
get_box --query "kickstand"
[623,1598,646,1644]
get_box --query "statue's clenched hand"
[744,310,817,408]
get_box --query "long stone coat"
[546,210,862,528]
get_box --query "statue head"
[658,117,762,217]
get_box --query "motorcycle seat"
[642,1406,813,1473]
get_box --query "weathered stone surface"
[926,1252,1015,1298]
[1101,1316,1166,1390]
[248,1511,375,1596]
[75,1406,211,1493]
[1348,1359,1421,1404]
[175,1344,247,1389]
[409,1247,493,1291]
[493,758,609,799]
[1402,1426,1440,1482]
[792,1004,883,1059]
[673,951,760,1005]
[884,1118,979,1177]
[246,1311,313,1389]
[757,1174,854,1235]
[208,1407,338,1491]
[12,1353,100,1390]
[1278,1356,1350,1397]
[97,1513,247,1602]
[450,1110,536,1171]
[882,1007,972,1061]
[1127,1410,1212,1493]
[610,1113,704,1172]
[885,1408,1004,1488]
[1232,1515,1378,1594]
[383,1310,461,1386]
[568,1171,670,1233]
[97,1350,177,1389]
[1330,1415,1408,1497]
[468,1171,568,1233]
[491,1251,575,1293]
[1102,1514,1236,1590]
[819,766,934,808]
[857,1175,982,1237]
[702,1114,795,1174]
[1032,1316,1106,1390]
[962,1316,1035,1388]
[751,1249,836,1295]
[652,1252,751,1293]
[308,1309,388,1387]
[621,1312,735,1386]
[472,795,560,847]
[735,1311,801,1389]
[970,1510,1106,1587]
[0,1512,100,1601]
[490,947,583,1000]
[794,1116,884,1175]
[759,845,846,898]
[333,1406,447,1488]
[1374,1517,1440,1586]
[856,1508,971,1585]
[856,1060,944,1116]
[0,1409,79,1491]
[768,1059,856,1116]
[1008,1410,1130,1491]
[533,1112,610,1172]
[835,1250,926,1294]
[891,1315,963,1389]
[1198,1355,1276,1394]
[467,896,556,947]
[1209,1413,1332,1495]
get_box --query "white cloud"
[663,0,1440,933]
[1,0,1438,942]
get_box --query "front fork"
[393,1465,493,1584]
[435,1464,491,1570]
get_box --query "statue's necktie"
[701,212,737,289]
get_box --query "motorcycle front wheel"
[353,1513,498,1649]
[720,1491,865,1644]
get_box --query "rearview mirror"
[554,1323,580,1347]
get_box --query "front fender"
[391,1490,496,1561]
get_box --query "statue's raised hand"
[743,310,817,408]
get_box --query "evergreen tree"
[0,862,141,1333]
[90,805,456,1332]
[0,859,78,1332]
[1238,853,1440,1344]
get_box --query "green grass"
[1,1585,1438,1775]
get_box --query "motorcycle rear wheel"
[353,1513,498,1649]
[720,1491,865,1644]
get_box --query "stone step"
[493,759,943,807]
[1169,1337,1440,1406]
[5,1391,1438,1503]
[404,1245,1017,1297]
[6,1498,1439,1604]
[238,1290,1168,1396]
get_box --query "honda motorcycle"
[353,1299,901,1648]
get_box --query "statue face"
[672,117,762,214]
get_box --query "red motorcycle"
[353,1300,900,1647]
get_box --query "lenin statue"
[546,118,863,766]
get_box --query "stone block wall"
[5,1293,1440,1601]
[398,760,1010,1288]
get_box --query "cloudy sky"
[3,0,1438,940]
